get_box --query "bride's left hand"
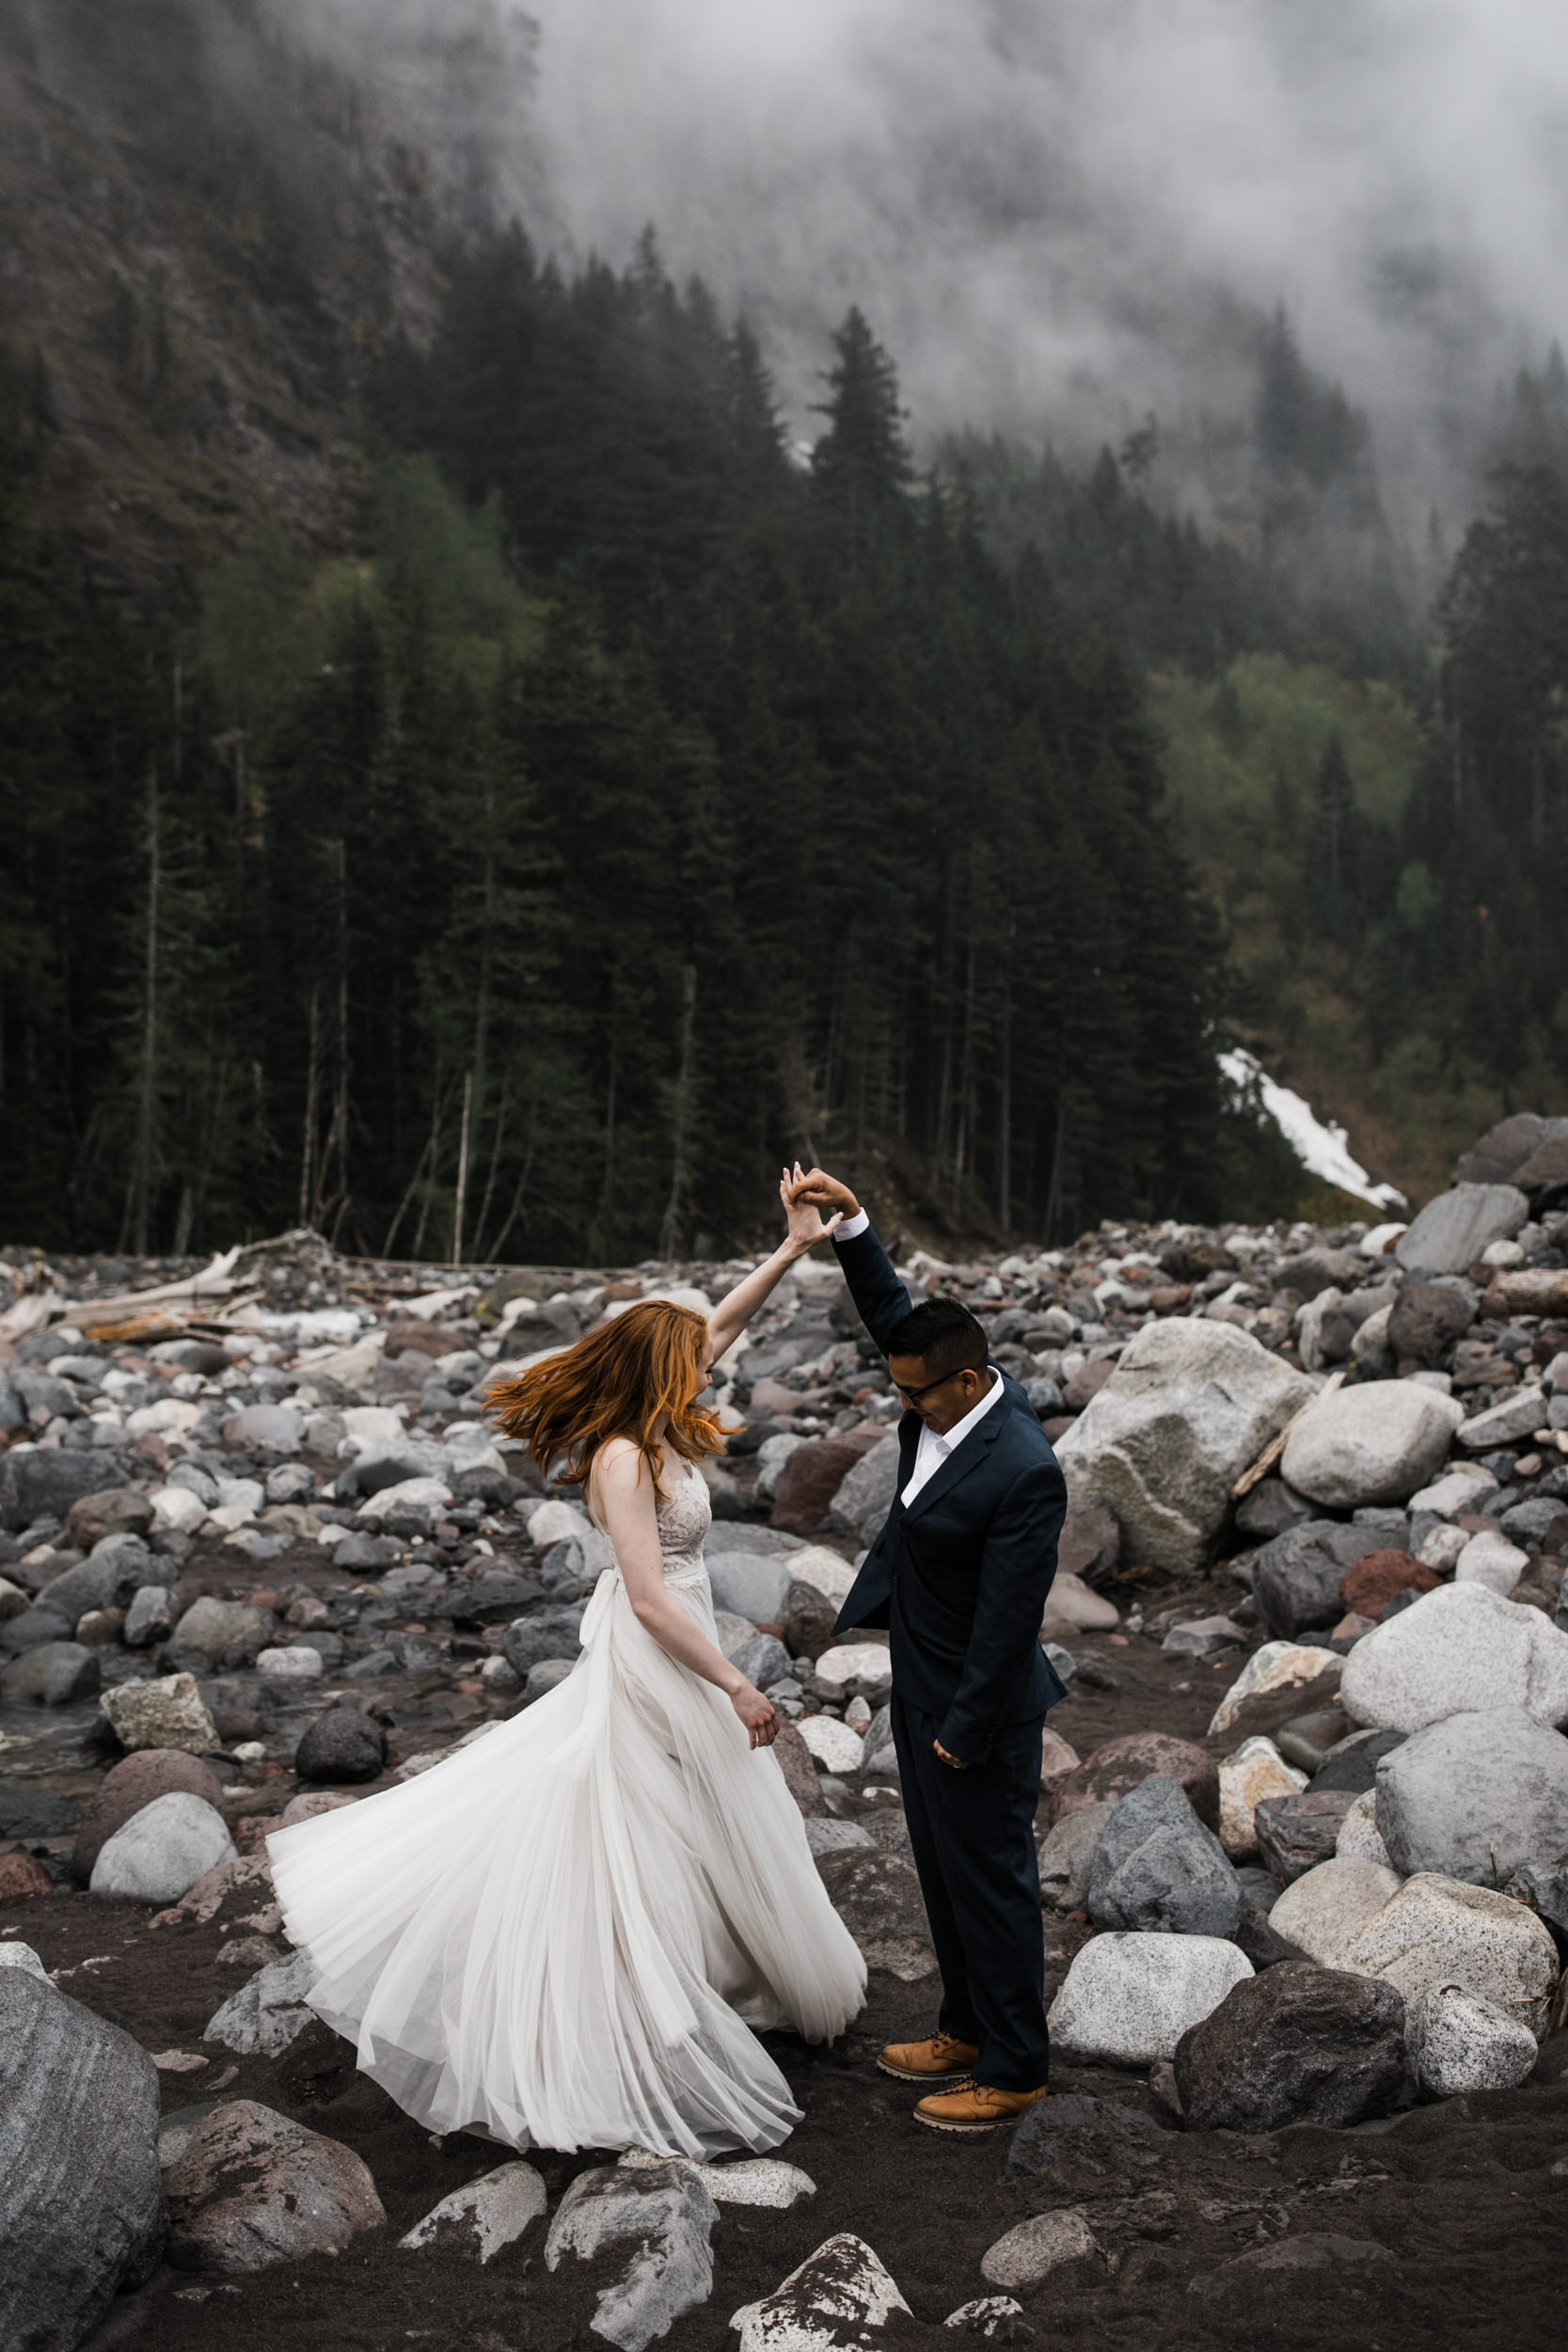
[732,1682,781,1749]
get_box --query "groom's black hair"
[885,1295,989,1379]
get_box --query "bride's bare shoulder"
[589,1437,650,1495]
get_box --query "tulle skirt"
[267,1567,866,2157]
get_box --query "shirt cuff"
[835,1208,871,1241]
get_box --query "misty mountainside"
[3,0,1568,1260]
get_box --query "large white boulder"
[1373,1707,1568,1884]
[89,1791,236,1902]
[1268,1857,1402,1967]
[1396,1184,1528,1275]
[1046,1931,1253,2067]
[1053,1321,1311,1576]
[1339,1583,1568,1734]
[1338,1872,1560,2030]
[1405,1985,1540,2097]
[1281,1380,1465,1510]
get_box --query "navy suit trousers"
[892,1696,1050,2091]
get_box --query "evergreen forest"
[4,224,1568,1262]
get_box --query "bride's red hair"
[487,1299,725,1496]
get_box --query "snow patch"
[1220,1049,1405,1212]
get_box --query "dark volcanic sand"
[7,1592,1568,2351]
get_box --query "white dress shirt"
[900,1366,1005,1505]
[834,1204,1006,1499]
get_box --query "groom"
[787,1167,1068,2134]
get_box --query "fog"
[307,0,1568,522]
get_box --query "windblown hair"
[487,1299,724,1497]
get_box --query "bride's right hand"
[731,1682,780,1750]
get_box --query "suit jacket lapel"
[902,1406,1006,1521]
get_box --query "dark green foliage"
[2,240,1240,1256]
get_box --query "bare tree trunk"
[658,964,698,1261]
[123,765,161,1256]
[331,837,350,1218]
[298,986,320,1228]
[997,993,1012,1233]
[471,1073,509,1263]
[451,1070,473,1267]
[411,1079,444,1262]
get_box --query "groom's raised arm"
[786,1167,912,1356]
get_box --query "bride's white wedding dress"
[268,1458,865,2157]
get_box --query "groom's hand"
[933,1739,971,1771]
[788,1166,861,1219]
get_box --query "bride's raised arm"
[705,1168,844,1363]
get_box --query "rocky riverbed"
[6,1117,1568,2349]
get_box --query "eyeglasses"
[892,1366,969,1405]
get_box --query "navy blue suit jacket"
[830,1222,1069,1766]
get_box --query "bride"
[268,1179,866,2158]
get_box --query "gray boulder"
[1086,1775,1244,1937]
[731,2235,911,2352]
[0,1969,163,2348]
[1281,1380,1465,1511]
[731,1632,793,1690]
[1037,1800,1115,1912]
[0,1640,101,1707]
[1397,1183,1529,1275]
[825,1434,901,1544]
[1457,1387,1551,1452]
[1406,1982,1539,2097]
[204,1947,319,2058]
[706,1552,795,1623]
[1054,1319,1312,1576]
[220,1403,303,1452]
[501,1604,587,1679]
[1374,1706,1568,1885]
[90,1790,237,1901]
[36,1539,150,1624]
[336,1438,450,1500]
[295,1706,388,1784]
[167,1596,273,1670]
[0,1446,133,1532]
[0,1606,73,1654]
[1252,1520,1391,1640]
[1340,1581,1568,1733]
[122,1583,176,1647]
[545,2161,717,2352]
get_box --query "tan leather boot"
[877,2031,980,2084]
[913,2080,1049,2133]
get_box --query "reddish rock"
[1052,1731,1219,1831]
[771,1439,867,1537]
[382,1319,461,1359]
[1339,1549,1442,1622]
[71,1750,226,1883]
[773,1719,826,1817]
[62,1488,154,1549]
[0,1852,53,1899]
[1254,1789,1358,1882]
[780,1581,838,1661]
[164,2099,386,2273]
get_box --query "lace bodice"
[656,1459,712,1588]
